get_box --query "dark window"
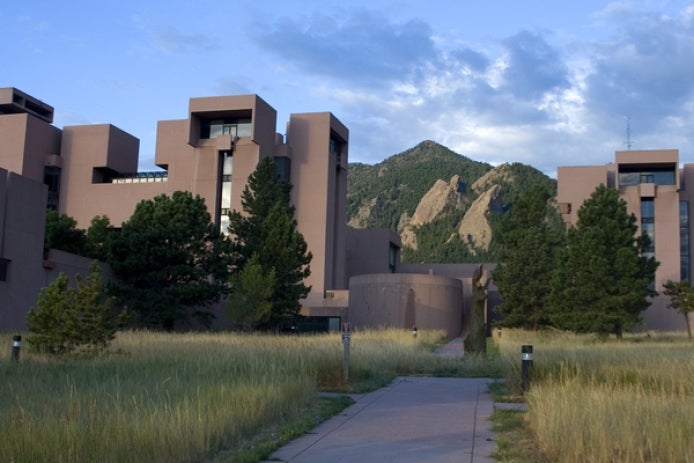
[641,198,655,256]
[274,157,291,182]
[619,166,676,186]
[43,166,61,211]
[681,201,690,281]
[329,133,345,169]
[388,243,398,272]
[0,258,9,281]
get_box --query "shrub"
[26,263,122,355]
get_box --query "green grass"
[491,409,545,463]
[205,395,354,463]
[0,329,489,463]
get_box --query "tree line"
[30,158,311,354]
[493,184,694,338]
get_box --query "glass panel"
[203,118,252,139]
[641,199,655,218]
[653,171,675,185]
[680,201,689,227]
[219,151,233,234]
[328,317,341,332]
[274,157,291,182]
[619,172,640,186]
[209,122,224,139]
[619,169,675,186]
[223,152,233,175]
[681,228,689,254]
[641,198,655,254]
[237,123,252,138]
[389,244,397,272]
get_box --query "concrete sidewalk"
[262,375,496,463]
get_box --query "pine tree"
[107,191,232,330]
[26,263,121,355]
[44,209,86,254]
[226,254,275,330]
[85,215,113,261]
[227,158,312,329]
[492,186,564,328]
[548,185,658,336]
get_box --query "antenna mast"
[625,116,633,150]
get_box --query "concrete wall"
[288,112,349,295]
[60,124,155,227]
[42,249,113,287]
[346,228,401,277]
[0,168,47,330]
[348,273,464,338]
[557,165,611,224]
[0,113,62,183]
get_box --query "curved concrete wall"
[348,273,464,337]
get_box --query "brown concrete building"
[0,86,487,336]
[558,149,693,331]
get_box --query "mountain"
[347,140,556,263]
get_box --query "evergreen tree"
[44,209,86,254]
[492,186,564,328]
[85,215,113,261]
[547,185,658,336]
[26,263,121,355]
[226,254,275,330]
[227,158,312,329]
[662,280,694,339]
[107,191,232,330]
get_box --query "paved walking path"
[262,339,497,463]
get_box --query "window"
[201,118,252,139]
[219,151,233,233]
[330,134,345,169]
[0,258,9,282]
[388,243,398,272]
[329,138,340,155]
[43,166,61,211]
[274,157,291,182]
[619,167,675,186]
[641,198,655,256]
[681,201,690,281]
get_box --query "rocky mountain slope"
[347,140,556,263]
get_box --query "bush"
[26,263,122,355]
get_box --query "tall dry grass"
[496,329,694,462]
[0,329,468,462]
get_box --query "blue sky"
[3,0,694,176]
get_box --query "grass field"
[0,329,496,463]
[10,326,686,462]
[494,329,694,463]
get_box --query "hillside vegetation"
[347,140,556,263]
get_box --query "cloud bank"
[250,4,694,175]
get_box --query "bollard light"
[342,324,351,382]
[412,326,417,338]
[11,335,21,362]
[521,345,533,393]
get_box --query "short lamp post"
[521,345,533,393]
[412,326,417,338]
[11,335,21,362]
[342,323,351,382]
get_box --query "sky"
[3,0,694,177]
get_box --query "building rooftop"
[0,87,54,123]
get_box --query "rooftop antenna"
[625,116,633,150]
